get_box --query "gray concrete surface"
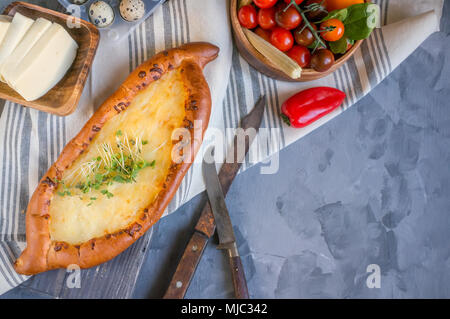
[132,1,450,298]
[1,0,450,299]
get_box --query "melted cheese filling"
[49,69,187,244]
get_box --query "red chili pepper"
[281,87,346,128]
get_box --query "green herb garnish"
[56,134,157,204]
[101,189,114,198]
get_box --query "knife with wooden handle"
[163,96,266,299]
[203,154,249,298]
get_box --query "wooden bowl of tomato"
[231,0,369,82]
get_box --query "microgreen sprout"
[57,133,156,204]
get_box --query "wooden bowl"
[230,0,363,82]
[0,1,99,116]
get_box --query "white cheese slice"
[0,15,13,45]
[0,13,34,70]
[8,23,78,101]
[0,18,52,83]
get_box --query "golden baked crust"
[14,42,219,275]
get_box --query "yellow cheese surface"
[49,69,187,244]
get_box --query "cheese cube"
[7,23,78,101]
[0,15,13,45]
[1,18,52,83]
[0,13,34,69]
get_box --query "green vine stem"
[286,0,328,51]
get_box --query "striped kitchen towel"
[0,0,444,295]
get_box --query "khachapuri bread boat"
[14,42,219,275]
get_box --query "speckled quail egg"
[119,0,146,22]
[71,0,87,4]
[89,1,115,28]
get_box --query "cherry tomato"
[305,0,328,21]
[258,7,276,30]
[270,26,294,52]
[255,27,272,42]
[275,3,302,30]
[253,0,278,9]
[310,49,335,72]
[283,0,305,4]
[286,45,311,68]
[346,39,353,51]
[293,22,317,47]
[326,0,364,11]
[320,18,345,42]
[238,5,258,29]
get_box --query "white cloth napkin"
[0,0,444,295]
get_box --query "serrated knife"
[163,96,266,299]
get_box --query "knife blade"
[202,152,237,248]
[163,95,266,299]
[203,150,249,298]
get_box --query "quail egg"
[119,0,146,22]
[71,0,87,4]
[89,1,115,28]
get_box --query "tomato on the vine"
[255,27,272,42]
[275,3,302,30]
[305,0,328,21]
[253,0,278,9]
[238,5,258,29]
[270,26,294,52]
[293,22,317,47]
[320,18,345,42]
[258,7,277,30]
[286,45,311,67]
